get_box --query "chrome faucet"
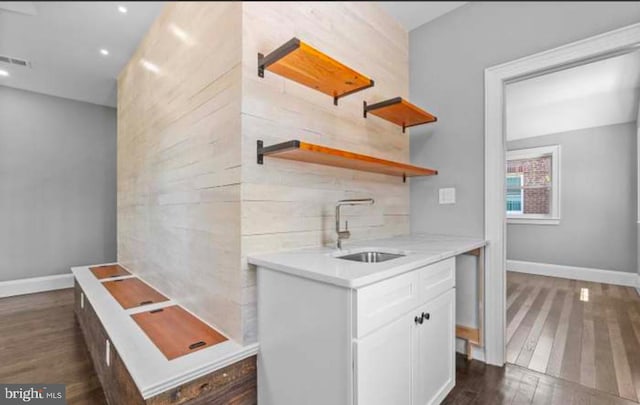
[335,198,375,249]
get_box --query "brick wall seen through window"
[507,156,552,215]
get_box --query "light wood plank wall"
[239,2,410,342]
[118,2,411,344]
[117,3,245,341]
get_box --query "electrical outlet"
[439,188,456,204]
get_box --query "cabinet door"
[415,289,455,405]
[355,311,416,405]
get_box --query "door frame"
[483,22,640,366]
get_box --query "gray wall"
[507,123,637,273]
[409,2,640,238]
[0,86,117,281]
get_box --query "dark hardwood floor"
[504,271,640,403]
[444,354,639,405]
[0,289,107,405]
[3,280,640,405]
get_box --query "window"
[506,145,560,225]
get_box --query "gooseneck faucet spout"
[335,198,375,249]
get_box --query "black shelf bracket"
[257,38,301,79]
[257,140,264,165]
[403,173,406,183]
[363,97,403,114]
[257,139,302,165]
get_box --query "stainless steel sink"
[336,251,405,263]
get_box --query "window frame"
[506,144,561,225]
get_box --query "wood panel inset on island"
[90,264,131,280]
[102,278,169,309]
[131,305,228,360]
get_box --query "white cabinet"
[415,289,456,405]
[355,287,455,405]
[257,257,456,405]
[356,311,415,405]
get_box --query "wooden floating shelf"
[257,140,437,182]
[90,264,131,280]
[364,97,437,133]
[258,37,374,105]
[131,305,228,360]
[102,278,169,310]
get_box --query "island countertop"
[247,233,487,289]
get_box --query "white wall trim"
[507,260,638,287]
[485,22,640,367]
[0,274,74,298]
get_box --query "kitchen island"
[248,233,486,405]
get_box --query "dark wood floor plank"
[546,289,575,377]
[606,304,636,401]
[559,291,584,383]
[507,287,550,363]
[580,296,597,389]
[0,290,107,405]
[593,297,619,396]
[529,290,566,373]
[515,288,557,368]
[625,305,640,401]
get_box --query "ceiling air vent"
[0,55,31,68]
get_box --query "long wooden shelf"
[364,97,437,133]
[258,38,374,105]
[257,140,437,182]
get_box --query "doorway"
[483,23,640,372]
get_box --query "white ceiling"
[506,51,640,141]
[377,2,467,31]
[0,1,164,107]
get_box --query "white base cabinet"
[257,257,456,405]
[356,289,455,405]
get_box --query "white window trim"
[506,145,561,225]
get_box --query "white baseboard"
[0,273,74,298]
[455,338,486,363]
[507,260,639,288]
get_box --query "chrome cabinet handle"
[422,312,430,321]
[414,315,424,325]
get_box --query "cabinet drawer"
[418,257,455,304]
[355,258,455,338]
[356,270,420,338]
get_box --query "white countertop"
[72,264,259,399]
[248,234,487,288]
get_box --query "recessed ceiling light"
[118,5,127,14]
[100,49,109,56]
[0,69,9,77]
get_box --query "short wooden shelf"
[131,305,228,360]
[258,37,374,105]
[257,140,437,182]
[102,278,169,309]
[364,97,437,133]
[90,264,131,280]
